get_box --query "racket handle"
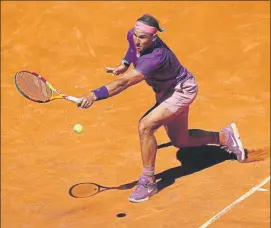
[65,96,82,104]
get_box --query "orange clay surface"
[1,1,270,228]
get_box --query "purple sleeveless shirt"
[123,28,191,93]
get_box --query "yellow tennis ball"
[73,124,83,133]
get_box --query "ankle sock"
[142,167,155,181]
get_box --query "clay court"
[1,1,270,227]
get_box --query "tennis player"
[78,14,246,203]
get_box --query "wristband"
[121,59,130,68]
[92,86,109,100]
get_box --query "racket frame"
[15,70,82,104]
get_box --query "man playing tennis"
[78,14,246,203]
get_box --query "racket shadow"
[69,181,138,199]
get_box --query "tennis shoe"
[221,123,245,162]
[128,175,158,203]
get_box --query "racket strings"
[15,72,52,102]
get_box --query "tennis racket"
[14,71,82,104]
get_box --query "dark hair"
[136,14,164,32]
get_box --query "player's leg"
[129,102,185,203]
[161,76,218,147]
[166,113,245,162]
[165,107,220,148]
[163,75,245,162]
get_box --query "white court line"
[199,176,270,228]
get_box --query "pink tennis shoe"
[129,175,158,203]
[221,123,246,162]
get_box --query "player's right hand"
[77,92,96,109]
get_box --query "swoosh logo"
[148,188,155,193]
[230,135,237,147]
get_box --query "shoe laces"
[134,182,148,192]
[134,176,151,191]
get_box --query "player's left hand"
[105,64,128,75]
[78,92,96,109]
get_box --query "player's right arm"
[78,69,145,109]
[106,69,145,96]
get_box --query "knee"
[138,119,157,136]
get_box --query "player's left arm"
[78,69,145,108]
[105,29,134,76]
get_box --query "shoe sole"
[230,123,245,162]
[128,196,150,203]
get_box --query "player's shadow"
[154,144,236,192]
[69,144,238,198]
[121,144,237,192]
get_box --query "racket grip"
[65,96,82,104]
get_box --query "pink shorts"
[156,75,198,113]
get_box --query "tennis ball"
[73,124,83,133]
